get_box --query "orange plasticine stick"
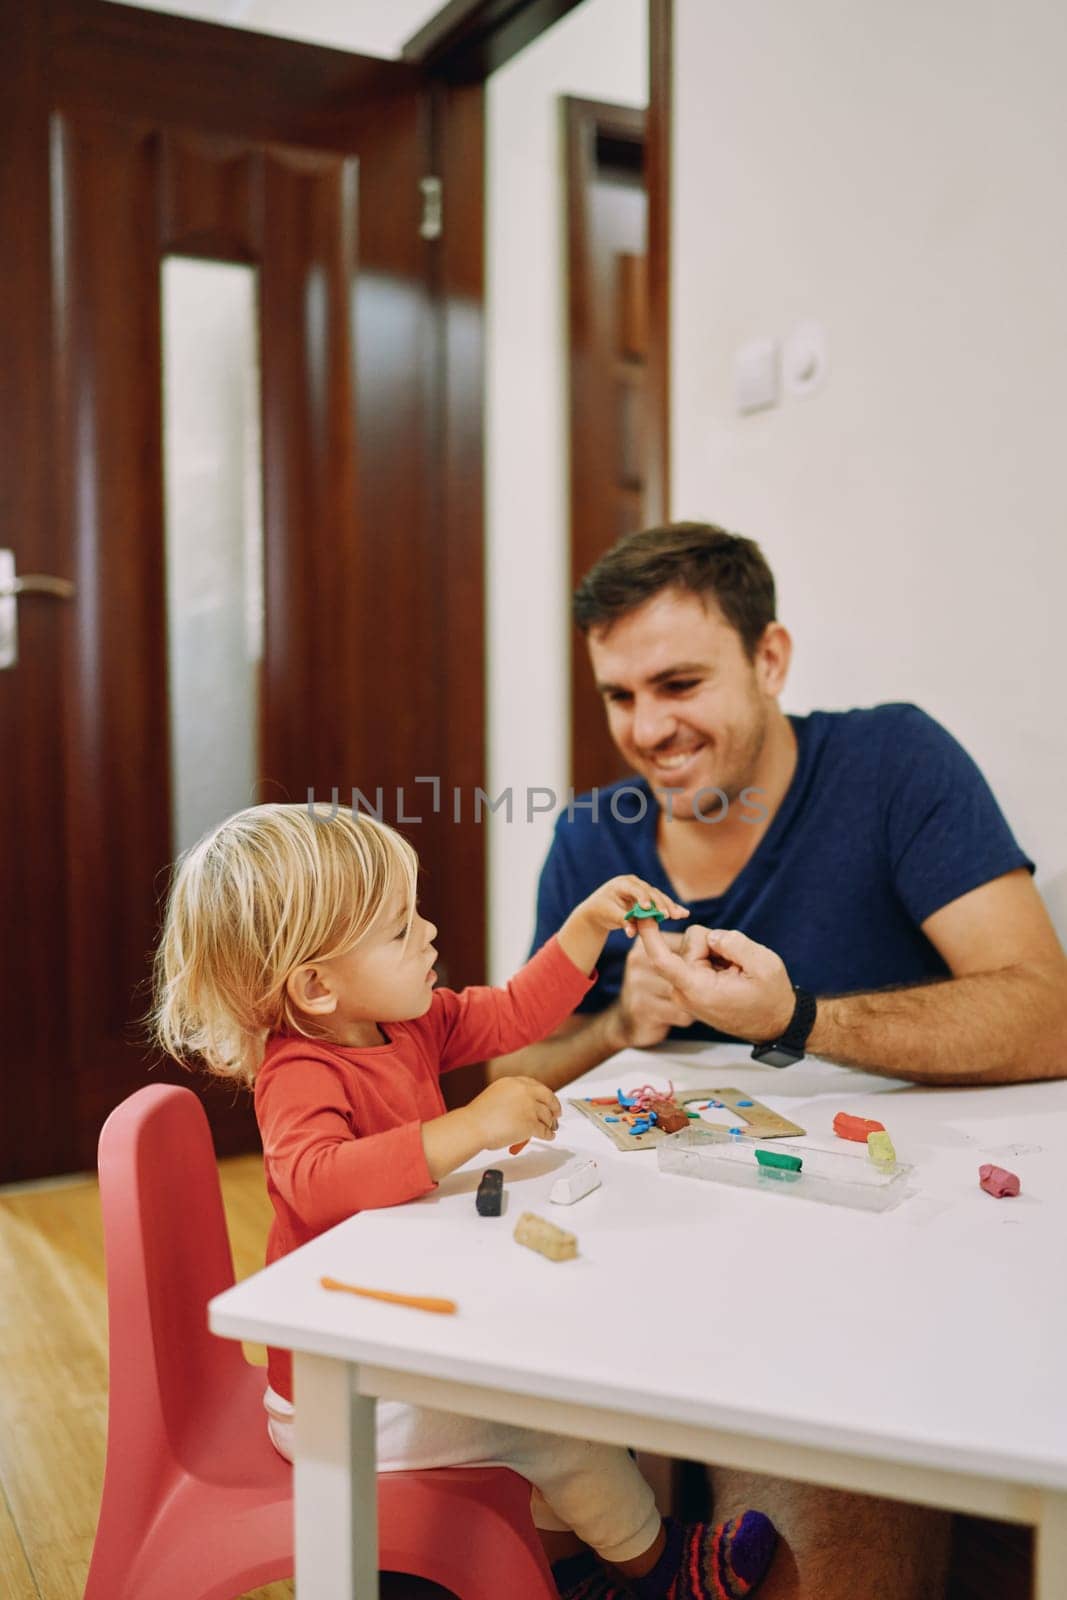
[833,1111,885,1143]
[320,1276,458,1315]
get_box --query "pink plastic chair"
[86,1084,557,1600]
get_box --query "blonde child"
[153,803,776,1600]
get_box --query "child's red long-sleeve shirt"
[254,935,594,1400]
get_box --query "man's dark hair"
[572,521,777,660]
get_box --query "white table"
[209,1046,1067,1597]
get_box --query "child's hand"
[581,875,689,938]
[467,1077,561,1151]
[557,875,688,976]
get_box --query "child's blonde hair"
[152,803,419,1086]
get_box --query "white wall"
[673,0,1067,935]
[105,0,445,58]
[486,0,648,980]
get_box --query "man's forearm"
[487,1008,624,1093]
[808,962,1067,1084]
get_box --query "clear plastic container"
[656,1126,912,1213]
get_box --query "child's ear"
[286,965,337,1016]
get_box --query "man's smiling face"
[587,587,785,820]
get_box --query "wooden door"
[0,0,485,1180]
[565,97,650,796]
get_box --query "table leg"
[1035,1491,1067,1600]
[293,1352,378,1599]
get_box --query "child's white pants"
[264,1386,660,1565]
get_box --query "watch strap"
[751,985,817,1062]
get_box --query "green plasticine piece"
[624,904,666,922]
[755,1148,803,1173]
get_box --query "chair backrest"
[97,1084,249,1483]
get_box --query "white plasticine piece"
[514,1211,578,1261]
[549,1159,601,1206]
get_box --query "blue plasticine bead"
[737,1099,754,1107]
[729,1127,743,1137]
[605,1115,619,1122]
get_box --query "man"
[489,521,1067,1600]
[491,522,1067,1092]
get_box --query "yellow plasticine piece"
[514,1211,578,1262]
[867,1130,896,1166]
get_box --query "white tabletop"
[210,1046,1067,1497]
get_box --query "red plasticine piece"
[979,1163,1020,1198]
[833,1112,886,1143]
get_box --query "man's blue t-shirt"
[530,704,1033,1041]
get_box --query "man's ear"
[285,964,337,1017]
[755,622,792,695]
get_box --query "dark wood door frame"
[404,0,586,82]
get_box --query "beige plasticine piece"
[867,1130,896,1166]
[514,1211,578,1262]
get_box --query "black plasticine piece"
[476,1167,504,1216]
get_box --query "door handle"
[0,549,76,670]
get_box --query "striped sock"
[632,1513,778,1600]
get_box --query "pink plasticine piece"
[979,1163,1020,1199]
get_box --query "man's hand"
[637,922,795,1043]
[614,930,695,1047]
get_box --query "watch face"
[752,1044,801,1069]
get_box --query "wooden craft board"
[571,1086,806,1152]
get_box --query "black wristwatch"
[750,986,817,1068]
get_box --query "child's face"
[295,889,439,1047]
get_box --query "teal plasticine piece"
[624,904,666,922]
[755,1148,803,1173]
